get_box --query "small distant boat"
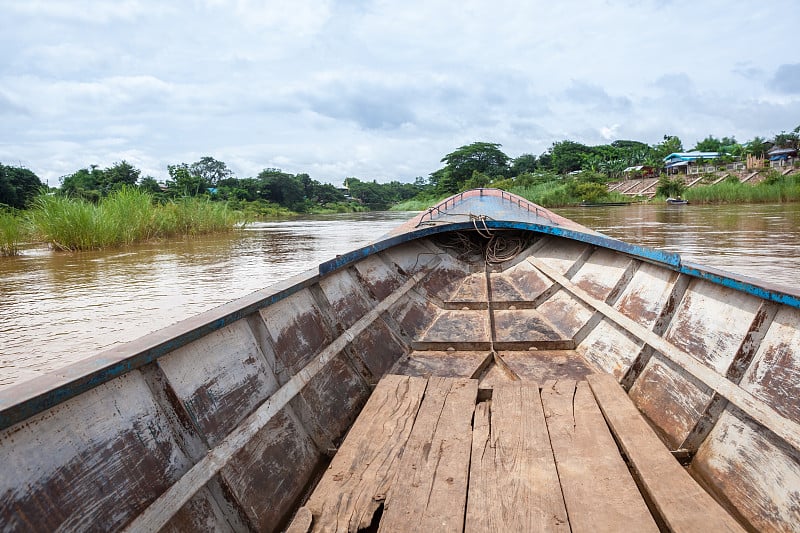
[2,188,798,532]
[666,197,689,205]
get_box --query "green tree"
[346,178,391,209]
[652,135,684,160]
[774,130,799,149]
[258,169,305,209]
[138,176,163,195]
[0,164,45,209]
[656,175,685,198]
[101,161,140,195]
[190,156,232,186]
[60,165,104,202]
[745,137,769,156]
[693,135,723,152]
[511,153,537,176]
[167,163,207,197]
[432,142,510,193]
[549,140,591,174]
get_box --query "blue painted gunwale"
[319,218,800,310]
[2,189,799,431]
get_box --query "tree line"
[2,124,797,212]
[425,125,800,196]
[0,157,421,213]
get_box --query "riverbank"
[1,188,243,255]
[392,170,800,210]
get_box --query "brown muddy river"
[2,203,799,390]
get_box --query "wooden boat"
[2,188,799,532]
[666,197,689,205]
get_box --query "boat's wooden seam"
[564,243,595,278]
[466,383,569,532]
[122,269,429,533]
[290,375,428,532]
[378,377,477,532]
[530,257,800,454]
[572,258,639,346]
[308,283,375,387]
[621,273,691,390]
[540,380,659,532]
[587,373,746,532]
[679,302,781,452]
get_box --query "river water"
[2,203,799,390]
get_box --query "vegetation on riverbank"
[2,123,798,242]
[0,211,27,256]
[29,188,242,251]
[671,172,800,204]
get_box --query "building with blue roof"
[664,151,721,174]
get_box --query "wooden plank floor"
[289,374,744,533]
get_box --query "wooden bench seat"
[288,374,744,532]
[587,373,744,532]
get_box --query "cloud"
[564,81,632,112]
[0,92,29,116]
[733,62,764,81]
[2,0,800,186]
[3,0,154,23]
[300,79,417,130]
[770,64,800,94]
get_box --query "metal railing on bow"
[416,188,555,226]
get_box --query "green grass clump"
[390,198,439,211]
[30,188,242,251]
[679,173,800,204]
[0,211,25,256]
[156,197,240,236]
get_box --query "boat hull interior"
[2,225,799,532]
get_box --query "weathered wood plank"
[291,375,428,532]
[541,380,658,532]
[691,409,800,532]
[123,271,428,533]
[466,384,569,532]
[378,377,477,532]
[530,257,800,453]
[587,373,745,533]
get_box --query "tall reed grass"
[680,174,800,204]
[30,188,242,251]
[0,211,25,256]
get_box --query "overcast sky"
[1,0,799,186]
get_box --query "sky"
[1,0,799,187]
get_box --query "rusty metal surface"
[571,248,633,302]
[577,319,645,379]
[490,260,552,302]
[260,290,331,383]
[664,281,762,374]
[318,269,373,331]
[291,351,371,447]
[160,488,235,533]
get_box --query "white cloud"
[1,0,799,186]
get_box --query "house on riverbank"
[768,147,797,168]
[663,151,745,175]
